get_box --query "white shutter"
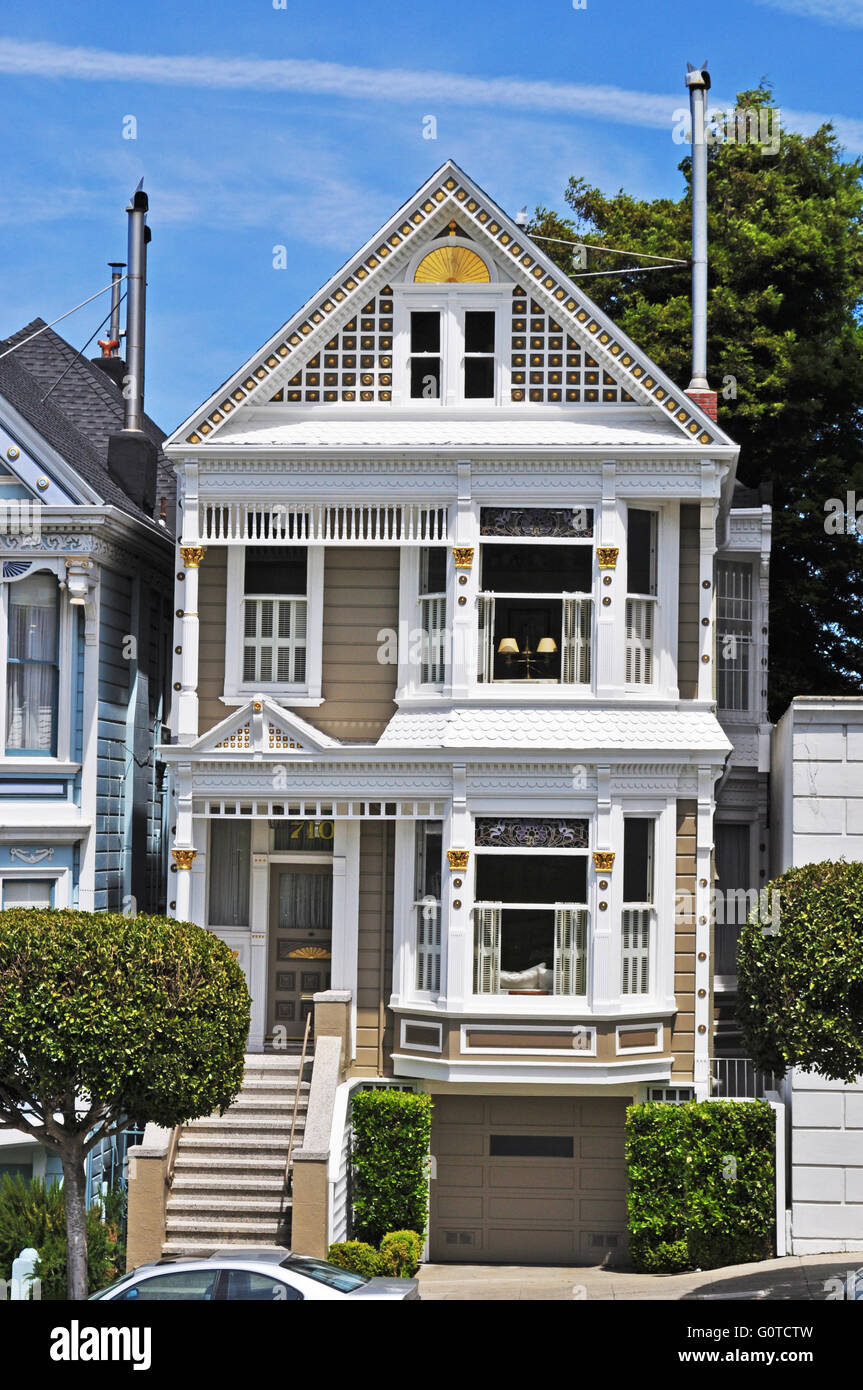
[625,598,654,685]
[562,597,591,685]
[477,594,495,684]
[416,902,441,992]
[420,595,446,684]
[474,903,501,994]
[621,908,651,994]
[554,905,588,995]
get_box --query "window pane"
[489,1135,573,1158]
[118,1269,218,1300]
[414,821,442,899]
[410,311,440,353]
[623,820,653,903]
[420,548,446,595]
[410,358,440,399]
[6,574,59,754]
[3,879,53,908]
[464,357,494,398]
[464,311,495,354]
[222,1270,301,1301]
[627,509,656,595]
[475,853,586,904]
[482,543,591,594]
[208,820,251,926]
[244,547,307,596]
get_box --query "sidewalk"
[417,1253,859,1300]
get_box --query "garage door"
[430,1095,628,1264]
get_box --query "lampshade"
[537,637,558,654]
[497,637,519,656]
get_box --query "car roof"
[208,1247,292,1264]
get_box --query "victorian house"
[157,160,770,1263]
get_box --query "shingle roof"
[0,319,175,530]
[378,705,732,756]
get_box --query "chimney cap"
[685,62,711,91]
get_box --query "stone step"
[167,1193,287,1216]
[162,1235,289,1258]
[175,1133,296,1155]
[166,1215,284,1236]
[171,1153,287,1174]
[171,1173,286,1194]
[182,1114,301,1136]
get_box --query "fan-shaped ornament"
[414,246,490,283]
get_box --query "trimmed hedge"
[351,1090,433,1246]
[626,1100,776,1273]
[327,1230,423,1278]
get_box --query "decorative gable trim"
[190,694,340,756]
[168,161,733,453]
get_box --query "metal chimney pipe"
[108,263,125,354]
[685,64,711,391]
[124,183,150,432]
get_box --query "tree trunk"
[60,1147,88,1301]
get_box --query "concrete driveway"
[418,1253,859,1300]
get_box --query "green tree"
[0,909,250,1300]
[737,860,863,1082]
[530,86,863,715]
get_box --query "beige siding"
[353,822,395,1076]
[305,547,399,742]
[672,798,697,1078]
[677,504,700,700]
[197,548,227,734]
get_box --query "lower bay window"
[414,821,443,992]
[621,817,655,995]
[472,825,589,997]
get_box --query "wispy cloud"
[754,0,863,26]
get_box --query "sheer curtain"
[278,872,332,930]
[208,821,251,926]
[6,574,59,753]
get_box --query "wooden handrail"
[284,1010,313,1192]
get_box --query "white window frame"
[0,565,74,765]
[624,508,659,689]
[224,546,324,703]
[0,866,70,908]
[715,558,755,714]
[393,263,511,408]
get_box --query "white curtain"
[6,574,59,753]
[208,821,251,926]
[278,872,332,930]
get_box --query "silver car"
[89,1247,419,1301]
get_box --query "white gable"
[192,694,339,756]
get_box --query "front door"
[267,864,332,1044]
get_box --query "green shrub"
[626,1100,775,1273]
[0,1174,125,1298]
[378,1230,423,1276]
[326,1241,382,1277]
[351,1090,433,1246]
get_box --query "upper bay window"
[5,572,60,756]
[225,544,324,701]
[625,508,657,686]
[400,237,502,405]
[477,508,594,687]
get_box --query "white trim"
[616,1022,664,1055]
[399,1018,443,1053]
[392,1053,673,1084]
[461,1023,597,1056]
[0,865,71,908]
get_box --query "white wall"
[790,1069,863,1254]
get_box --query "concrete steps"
[163,1052,310,1258]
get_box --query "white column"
[449,461,478,697]
[595,462,625,698]
[177,546,204,742]
[698,466,719,701]
[77,570,101,911]
[170,762,195,918]
[591,764,616,1008]
[694,766,715,1098]
[442,764,470,1007]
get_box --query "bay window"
[621,818,655,995]
[625,508,657,686]
[414,821,443,992]
[473,818,589,997]
[6,572,60,755]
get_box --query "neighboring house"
[772,697,863,1254]
[0,314,174,1180]
[158,159,769,1264]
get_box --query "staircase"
[162,1053,311,1257]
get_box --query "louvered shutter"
[562,596,591,685]
[477,594,495,684]
[474,904,501,994]
[621,908,651,994]
[625,598,654,685]
[554,906,588,995]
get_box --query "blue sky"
[0,0,861,431]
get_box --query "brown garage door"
[430,1095,629,1264]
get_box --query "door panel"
[267,864,332,1043]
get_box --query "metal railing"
[711,1057,784,1099]
[166,1124,181,1190]
[284,1009,313,1195]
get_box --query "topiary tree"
[351,1090,432,1246]
[0,909,251,1299]
[737,860,863,1083]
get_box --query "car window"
[113,1269,218,1301]
[221,1269,302,1301]
[281,1256,368,1292]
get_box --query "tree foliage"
[0,909,251,1297]
[737,860,863,1082]
[530,86,863,714]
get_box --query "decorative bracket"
[596,547,619,570]
[592,851,615,872]
[452,547,474,570]
[447,849,470,870]
[180,546,206,569]
[171,848,197,870]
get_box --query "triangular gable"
[168,160,733,452]
[192,694,339,756]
